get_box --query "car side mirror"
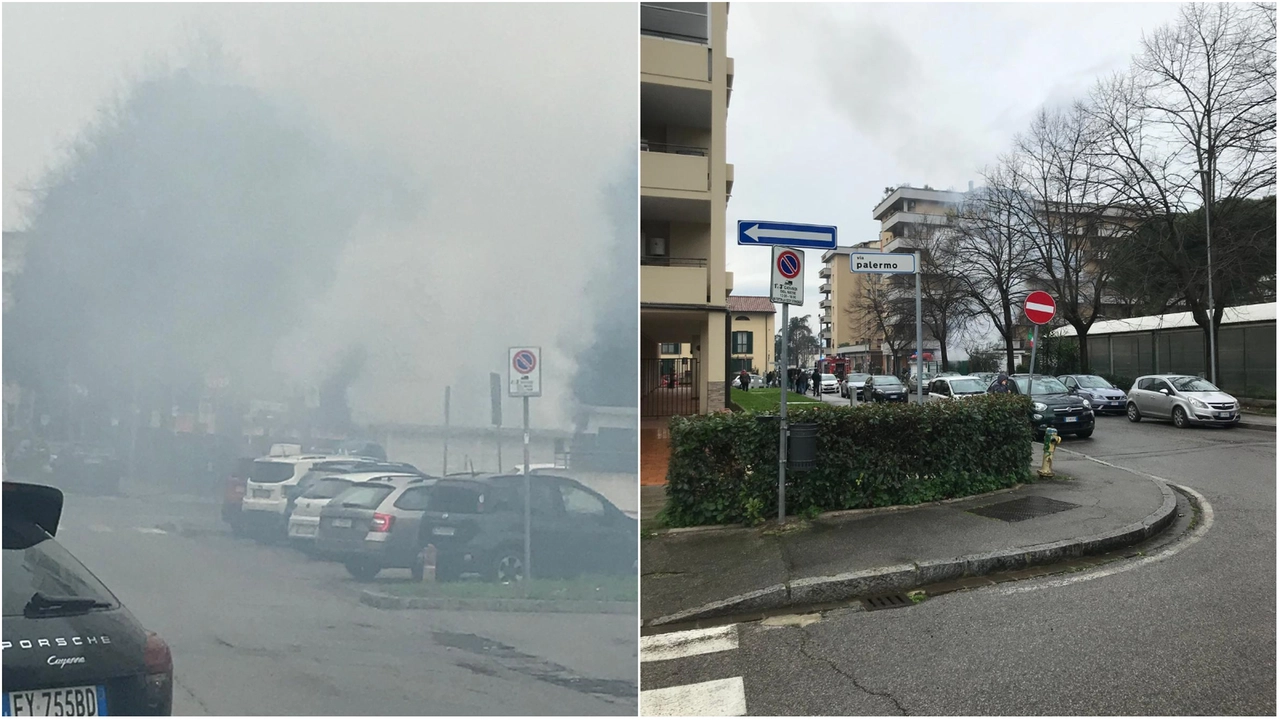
[1159,388,1169,395]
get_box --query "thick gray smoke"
[3,46,421,418]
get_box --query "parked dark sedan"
[864,375,908,403]
[3,482,173,716]
[1058,374,1128,415]
[995,374,1095,439]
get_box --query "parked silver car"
[840,372,870,399]
[1058,374,1128,415]
[1126,374,1240,428]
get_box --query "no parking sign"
[508,347,542,397]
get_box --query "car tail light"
[370,513,394,532]
[143,632,173,711]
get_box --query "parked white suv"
[926,375,989,402]
[241,454,345,540]
[288,471,422,547]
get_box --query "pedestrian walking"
[738,369,751,392]
[991,372,1012,394]
[812,368,822,397]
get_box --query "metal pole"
[915,252,923,404]
[778,301,789,523]
[443,386,450,476]
[1203,170,1217,385]
[1030,325,1040,377]
[522,396,531,581]
[496,423,503,473]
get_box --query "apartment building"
[639,1,734,418]
[819,240,877,357]
[727,295,775,375]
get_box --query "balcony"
[726,56,734,108]
[641,33,710,85]
[819,282,831,294]
[725,162,734,199]
[881,235,919,255]
[642,145,710,196]
[880,211,950,234]
[819,298,832,309]
[820,328,832,339]
[642,261,710,306]
[818,266,832,278]
[641,3,710,45]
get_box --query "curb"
[1237,418,1276,432]
[360,589,637,615]
[644,477,1178,628]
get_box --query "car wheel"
[1172,406,1190,429]
[1075,428,1093,439]
[493,548,526,584]
[344,560,381,582]
[1126,403,1142,422]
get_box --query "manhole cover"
[861,594,913,611]
[967,495,1080,522]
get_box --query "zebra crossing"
[640,625,747,716]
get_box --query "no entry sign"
[1024,291,1057,325]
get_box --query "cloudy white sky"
[4,3,636,429]
[723,2,1184,348]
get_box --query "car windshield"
[332,483,395,509]
[1015,377,1069,395]
[821,374,836,381]
[250,460,295,484]
[3,521,118,617]
[1076,375,1114,389]
[872,375,901,385]
[303,477,355,500]
[950,378,987,393]
[849,374,869,381]
[1170,376,1221,393]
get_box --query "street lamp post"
[1195,166,1217,385]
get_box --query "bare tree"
[852,275,914,375]
[1085,2,1277,374]
[950,164,1038,372]
[902,221,977,370]
[1007,103,1120,373]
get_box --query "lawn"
[731,387,825,413]
[380,575,637,602]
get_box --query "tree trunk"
[1076,329,1090,374]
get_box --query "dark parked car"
[1058,374,1128,415]
[46,444,123,497]
[316,474,636,583]
[3,482,173,716]
[864,375,908,403]
[994,374,1095,439]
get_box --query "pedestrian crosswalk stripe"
[641,676,746,716]
[134,527,167,534]
[641,625,739,663]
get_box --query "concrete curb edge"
[645,477,1178,628]
[360,589,637,615]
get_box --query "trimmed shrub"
[664,394,1035,527]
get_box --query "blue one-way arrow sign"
[737,220,837,250]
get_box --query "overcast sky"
[4,3,635,430]
[724,2,1184,350]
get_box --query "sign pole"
[1030,325,1039,376]
[522,395,531,582]
[443,386,450,476]
[915,251,923,405]
[778,301,789,523]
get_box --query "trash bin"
[788,423,818,471]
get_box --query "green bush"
[664,395,1035,527]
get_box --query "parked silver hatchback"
[1126,374,1240,428]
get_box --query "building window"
[732,331,752,355]
[734,315,750,322]
[660,343,680,355]
[640,2,710,44]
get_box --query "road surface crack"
[798,627,908,715]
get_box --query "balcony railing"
[641,141,709,157]
[641,256,709,267]
[640,3,710,44]
[819,282,832,294]
[818,266,832,278]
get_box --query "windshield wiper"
[24,592,112,617]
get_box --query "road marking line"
[641,677,746,716]
[134,527,167,534]
[641,624,738,663]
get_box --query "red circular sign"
[776,250,801,279]
[1023,291,1057,325]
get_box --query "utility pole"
[1196,165,1217,384]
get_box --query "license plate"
[1217,412,1231,418]
[331,518,352,528]
[292,525,317,537]
[253,489,270,499]
[6,686,105,716]
[1065,416,1078,423]
[432,527,455,536]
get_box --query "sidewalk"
[641,451,1176,627]
[1238,411,1276,431]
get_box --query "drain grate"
[967,495,1080,522]
[861,594,913,611]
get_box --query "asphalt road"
[641,413,1276,715]
[54,493,637,716]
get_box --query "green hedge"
[663,394,1035,527]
